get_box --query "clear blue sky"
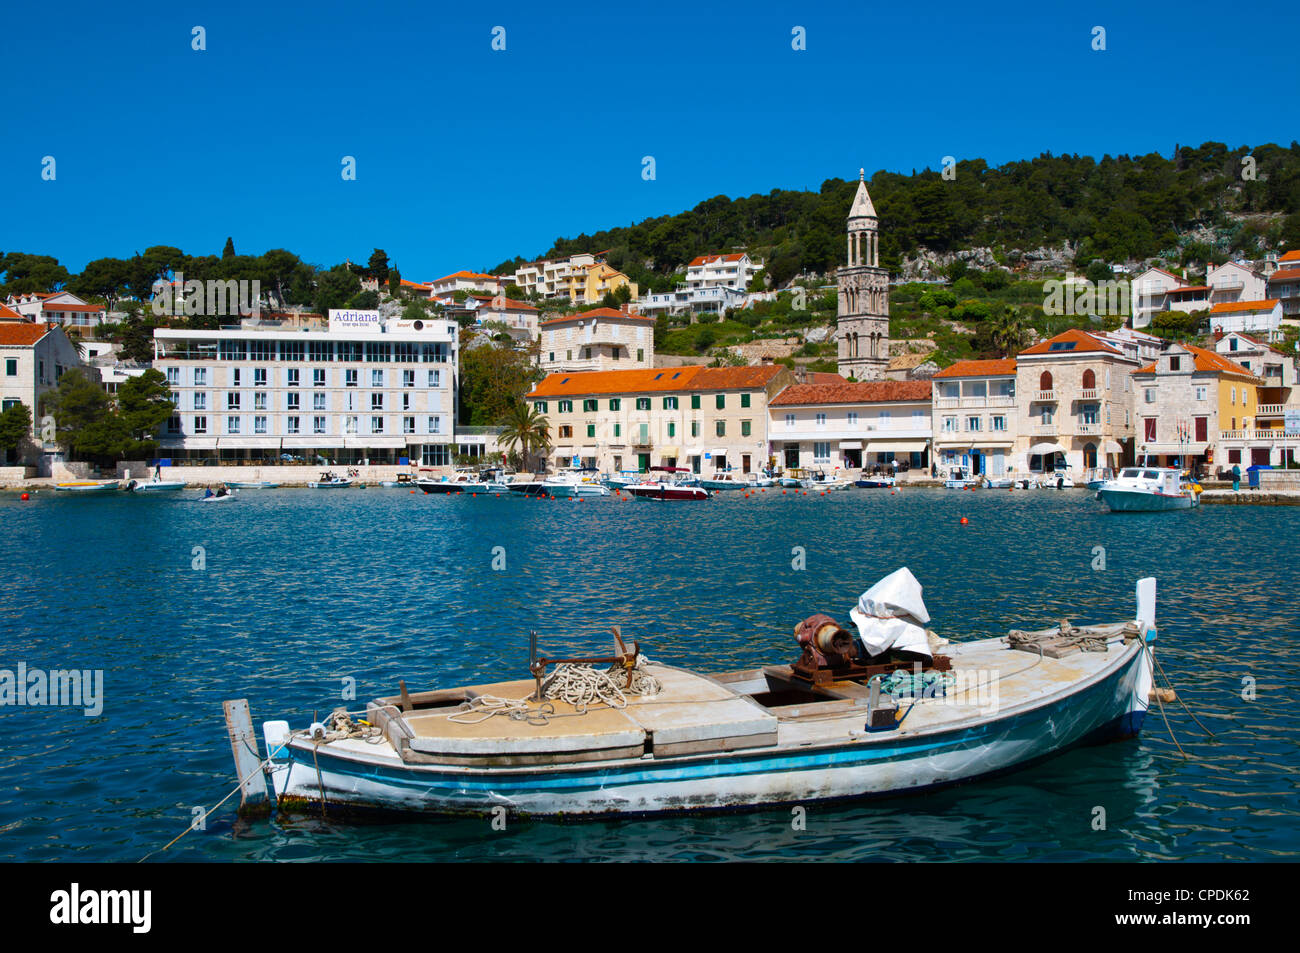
[3,0,1296,279]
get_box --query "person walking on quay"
[1232,463,1241,492]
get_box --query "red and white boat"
[624,467,710,501]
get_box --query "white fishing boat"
[543,468,611,497]
[225,481,280,489]
[855,474,897,489]
[379,474,417,488]
[233,573,1161,820]
[1037,471,1075,489]
[1097,467,1201,512]
[125,478,186,492]
[53,480,119,493]
[1083,467,1115,491]
[943,467,978,489]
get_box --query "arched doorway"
[1083,442,1097,469]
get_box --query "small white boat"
[379,474,417,488]
[200,490,235,502]
[942,467,978,489]
[225,481,280,489]
[309,470,353,489]
[1037,471,1075,489]
[53,480,119,493]
[241,575,1161,819]
[625,467,710,501]
[1098,467,1200,512]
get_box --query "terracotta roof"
[1135,343,1261,379]
[933,358,1017,378]
[688,253,747,267]
[770,380,931,406]
[1268,268,1300,282]
[1166,285,1209,294]
[431,271,500,284]
[0,304,24,320]
[399,279,432,289]
[38,302,104,312]
[528,367,704,398]
[1279,250,1300,262]
[1210,299,1279,314]
[807,372,847,384]
[0,323,53,346]
[475,296,537,312]
[540,307,653,327]
[1018,328,1121,357]
[688,365,786,391]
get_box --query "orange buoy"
[20,492,29,500]
[960,517,969,525]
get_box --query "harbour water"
[1,486,1297,862]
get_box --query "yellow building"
[561,262,638,305]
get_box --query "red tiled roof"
[474,295,537,312]
[1278,250,1300,262]
[770,380,931,406]
[807,372,847,385]
[0,304,25,320]
[1167,285,1209,295]
[0,323,53,346]
[688,365,786,391]
[1269,268,1300,282]
[1135,343,1260,379]
[528,367,705,398]
[1018,328,1121,357]
[540,307,653,326]
[431,271,500,284]
[933,358,1017,379]
[1210,299,1278,314]
[688,253,747,267]
[39,302,104,313]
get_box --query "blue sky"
[3,0,1296,279]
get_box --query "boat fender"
[308,721,328,742]
[1149,688,1177,704]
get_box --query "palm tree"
[497,402,551,473]
[990,306,1027,357]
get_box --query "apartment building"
[427,271,506,297]
[1132,343,1268,469]
[1266,266,1300,319]
[5,291,107,329]
[1208,299,1284,340]
[768,380,931,472]
[1013,329,1139,475]
[152,312,458,466]
[0,323,87,463]
[539,307,655,374]
[931,359,1019,478]
[525,364,792,474]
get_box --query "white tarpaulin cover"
[849,567,932,658]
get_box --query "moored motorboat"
[225,481,281,489]
[238,574,1160,819]
[855,474,896,488]
[200,489,235,502]
[379,473,417,488]
[126,478,186,492]
[1098,467,1200,512]
[624,467,709,501]
[308,470,353,489]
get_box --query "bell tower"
[836,170,890,380]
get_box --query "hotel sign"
[328,309,381,332]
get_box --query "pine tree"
[222,237,235,259]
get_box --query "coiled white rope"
[446,658,663,724]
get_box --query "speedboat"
[855,473,897,488]
[697,471,752,491]
[53,480,119,493]
[1038,471,1075,489]
[126,478,186,492]
[1097,467,1200,512]
[983,476,1014,489]
[1083,468,1115,491]
[543,468,611,498]
[309,471,353,489]
[602,470,644,491]
[237,574,1161,819]
[200,489,235,502]
[624,467,709,501]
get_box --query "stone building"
[836,171,889,380]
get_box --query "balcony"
[1076,422,1102,435]
[1256,404,1286,417]
[1035,390,1057,402]
[1078,388,1099,400]
[1033,423,1059,436]
[1221,429,1300,442]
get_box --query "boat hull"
[225,482,280,489]
[308,481,352,488]
[855,479,895,488]
[270,637,1150,818]
[1099,487,1196,511]
[128,480,186,492]
[53,481,119,493]
[625,484,710,501]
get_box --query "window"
[1039,371,1053,391]
[558,400,573,413]
[286,416,300,434]
[535,401,547,413]
[1144,418,1157,442]
[254,416,267,434]
[741,420,751,437]
[1082,368,1096,389]
[227,416,240,434]
[815,413,827,429]
[548,353,555,363]
[691,422,700,437]
[193,393,206,410]
[967,416,981,431]
[370,416,383,434]
[613,423,621,438]
[401,393,410,410]
[253,368,267,386]
[166,415,181,435]
[427,369,441,387]
[609,398,620,411]
[663,396,678,410]
[583,399,598,412]
[345,369,358,387]
[287,368,299,387]
[691,395,701,410]
[370,393,383,411]
[1195,386,1207,401]
[587,424,596,438]
[227,392,240,410]
[637,349,644,362]
[1231,387,1236,404]
[636,398,650,411]
[1144,388,1155,404]
[345,415,358,434]
[309,341,332,362]
[847,411,859,427]
[403,370,415,387]
[1168,356,1181,372]
[372,370,384,388]
[404,416,416,434]
[194,368,207,387]
[428,416,442,435]
[740,393,751,409]
[667,422,676,438]
[1195,417,1208,442]
[716,420,726,437]
[584,348,592,359]
[559,425,573,438]
[1082,404,1099,425]
[287,393,300,410]
[943,416,957,432]
[254,392,267,411]
[313,393,326,411]
[193,415,207,434]
[813,442,831,463]
[715,394,725,410]
[166,366,180,385]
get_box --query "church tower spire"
[836,170,889,380]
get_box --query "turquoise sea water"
[1,486,1297,862]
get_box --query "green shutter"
[716,394,725,409]
[691,395,701,409]
[741,393,751,408]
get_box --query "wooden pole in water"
[223,698,270,816]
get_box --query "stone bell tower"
[836,170,890,380]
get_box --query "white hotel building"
[152,314,459,466]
